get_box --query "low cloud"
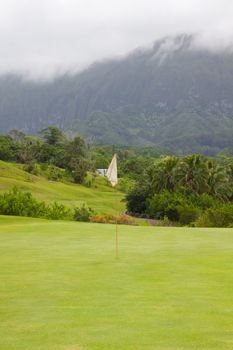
[0,0,233,78]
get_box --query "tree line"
[0,126,93,183]
[126,154,233,227]
[2,126,233,226]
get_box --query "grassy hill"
[0,216,233,349]
[0,161,125,214]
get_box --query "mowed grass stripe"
[0,216,233,350]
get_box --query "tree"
[17,136,41,164]
[176,155,208,194]
[148,156,179,193]
[205,159,230,201]
[8,129,25,142]
[39,126,64,145]
[0,135,15,160]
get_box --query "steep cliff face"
[1,34,233,154]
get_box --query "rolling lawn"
[0,216,233,349]
[0,161,124,214]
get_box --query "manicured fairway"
[0,216,233,350]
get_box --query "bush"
[126,185,150,215]
[162,215,169,226]
[23,162,40,175]
[191,193,217,210]
[73,204,95,222]
[177,205,200,225]
[195,204,233,227]
[0,187,70,220]
[90,213,136,225]
[46,202,71,220]
[116,177,136,193]
[83,172,95,188]
[0,187,47,218]
[147,191,188,221]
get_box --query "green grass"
[0,216,233,350]
[0,161,125,214]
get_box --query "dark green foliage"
[39,126,64,145]
[147,191,185,221]
[23,162,40,175]
[0,187,71,220]
[196,204,233,227]
[73,204,95,222]
[116,177,136,193]
[46,202,71,220]
[148,156,178,193]
[0,127,92,184]
[126,153,233,226]
[177,205,200,225]
[0,187,47,218]
[71,158,93,184]
[120,157,150,181]
[126,185,150,215]
[0,135,16,160]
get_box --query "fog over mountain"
[0,0,233,78]
[1,34,233,155]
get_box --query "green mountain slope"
[1,34,233,154]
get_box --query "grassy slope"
[0,161,125,214]
[0,216,233,350]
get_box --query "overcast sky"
[0,0,233,78]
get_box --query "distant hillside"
[1,34,233,154]
[0,161,124,214]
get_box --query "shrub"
[116,177,136,193]
[147,191,188,221]
[115,214,136,225]
[177,205,200,225]
[126,185,150,215]
[195,204,233,227]
[83,172,95,188]
[0,187,47,218]
[162,215,169,226]
[73,204,95,222]
[46,202,71,220]
[0,187,70,220]
[23,162,40,175]
[90,213,136,225]
[191,193,217,210]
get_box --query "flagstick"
[106,153,119,260]
[115,216,119,260]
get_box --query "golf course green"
[0,215,233,349]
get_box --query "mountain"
[1,34,233,155]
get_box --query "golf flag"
[106,154,118,187]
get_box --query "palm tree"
[205,159,230,201]
[148,156,179,193]
[175,154,208,194]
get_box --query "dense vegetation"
[2,125,233,227]
[0,126,93,184]
[1,35,233,154]
[0,126,161,185]
[126,154,233,227]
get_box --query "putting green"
[0,216,233,349]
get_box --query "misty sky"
[0,0,233,78]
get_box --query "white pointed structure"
[106,154,118,187]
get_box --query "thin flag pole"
[115,216,118,259]
[106,153,119,259]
